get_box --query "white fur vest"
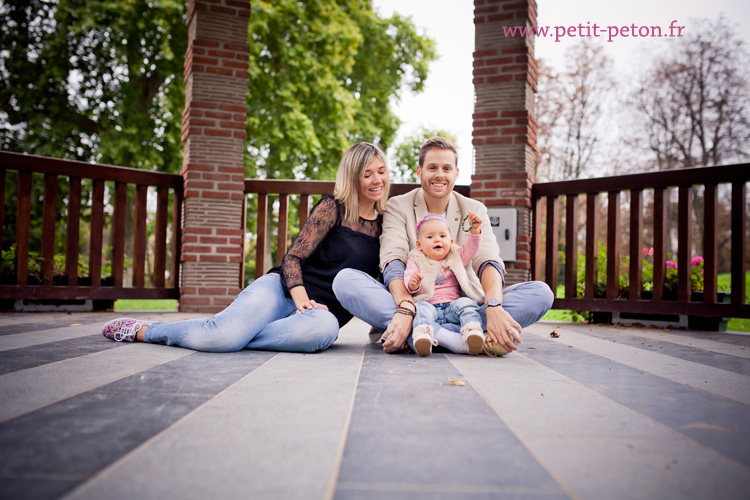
[408,247,484,304]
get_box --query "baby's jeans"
[413,297,482,331]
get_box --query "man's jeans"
[414,297,482,332]
[144,273,339,353]
[332,269,554,354]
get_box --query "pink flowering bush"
[658,251,704,293]
[570,244,705,298]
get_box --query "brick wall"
[472,0,537,284]
[179,0,250,311]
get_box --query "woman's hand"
[295,299,329,314]
[289,286,328,314]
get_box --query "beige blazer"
[379,188,505,303]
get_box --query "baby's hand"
[408,273,423,293]
[467,212,482,234]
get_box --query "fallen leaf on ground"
[549,331,560,338]
[448,379,466,386]
[681,423,728,432]
[70,324,83,327]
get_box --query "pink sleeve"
[404,256,422,294]
[458,231,482,266]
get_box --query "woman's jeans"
[144,273,340,353]
[332,269,554,354]
[414,298,482,332]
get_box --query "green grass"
[727,318,750,332]
[114,299,178,311]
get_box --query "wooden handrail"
[533,163,749,196]
[0,151,183,303]
[532,163,749,319]
[245,181,470,278]
[1,151,182,188]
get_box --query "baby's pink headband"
[415,215,451,236]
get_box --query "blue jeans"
[414,298,481,332]
[144,273,340,353]
[332,268,554,354]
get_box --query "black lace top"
[268,196,382,326]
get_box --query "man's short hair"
[418,136,458,168]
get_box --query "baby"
[404,213,485,356]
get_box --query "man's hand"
[407,273,423,293]
[485,305,522,352]
[381,311,413,352]
[383,278,417,353]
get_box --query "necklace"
[359,205,376,220]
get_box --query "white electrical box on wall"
[487,208,517,262]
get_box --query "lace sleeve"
[280,197,339,290]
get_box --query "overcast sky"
[372,0,750,184]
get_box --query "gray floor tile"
[0,349,274,500]
[0,315,107,337]
[334,344,567,497]
[99,349,275,395]
[521,336,750,466]
[335,488,569,500]
[0,390,206,499]
[0,477,78,500]
[66,334,364,500]
[579,328,750,375]
[0,335,121,375]
[0,343,191,423]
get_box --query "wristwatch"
[486,298,503,308]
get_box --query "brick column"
[472,0,537,284]
[179,0,250,312]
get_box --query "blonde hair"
[418,136,458,168]
[334,142,390,224]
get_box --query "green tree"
[0,0,186,171]
[0,0,186,272]
[245,0,436,180]
[390,127,458,182]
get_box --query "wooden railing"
[0,152,182,301]
[532,164,749,318]
[5,150,746,322]
[245,180,470,278]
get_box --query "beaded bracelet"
[399,299,415,309]
[396,306,416,318]
[461,215,478,232]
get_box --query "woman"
[102,142,389,352]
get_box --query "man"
[333,137,553,354]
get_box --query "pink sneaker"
[102,318,151,342]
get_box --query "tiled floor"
[1,312,749,499]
